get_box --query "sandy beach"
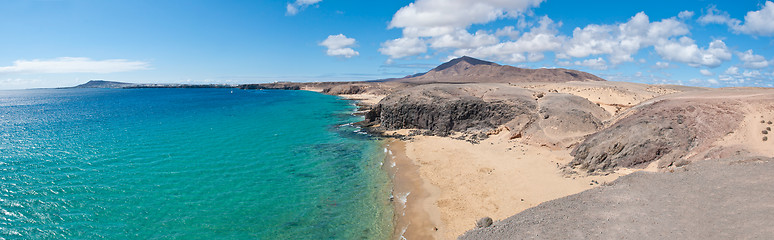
[386,131,630,239]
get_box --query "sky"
[1,0,773,89]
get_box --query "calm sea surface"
[0,88,392,239]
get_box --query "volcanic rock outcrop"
[366,83,611,147]
[568,89,774,173]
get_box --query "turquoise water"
[0,88,392,239]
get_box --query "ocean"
[0,88,393,239]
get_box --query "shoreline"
[384,140,443,240]
[325,88,633,239]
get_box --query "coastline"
[384,140,444,239]
[323,89,629,239]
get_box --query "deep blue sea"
[0,88,392,239]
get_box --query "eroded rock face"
[537,94,610,137]
[367,84,536,135]
[322,84,367,95]
[569,99,744,173]
[366,84,611,147]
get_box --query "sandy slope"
[397,133,627,239]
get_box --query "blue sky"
[1,0,773,89]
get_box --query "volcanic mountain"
[395,56,605,83]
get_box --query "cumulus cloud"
[381,0,544,59]
[697,5,736,25]
[286,0,322,15]
[574,58,609,70]
[653,37,732,68]
[736,49,770,69]
[725,66,739,75]
[319,34,359,58]
[428,29,499,49]
[698,2,774,36]
[678,10,695,19]
[389,0,544,37]
[654,61,671,69]
[0,57,150,74]
[718,67,769,85]
[452,16,563,63]
[379,37,427,59]
[700,69,714,76]
[561,12,689,64]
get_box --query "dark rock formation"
[366,84,536,136]
[366,84,610,147]
[238,83,302,90]
[322,84,367,95]
[569,98,744,173]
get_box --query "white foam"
[391,161,396,168]
[384,148,388,153]
[397,192,410,207]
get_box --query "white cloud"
[697,5,737,25]
[381,0,544,59]
[718,67,770,86]
[653,37,732,68]
[389,0,544,36]
[725,66,739,75]
[0,57,150,74]
[451,16,563,63]
[734,1,774,35]
[286,0,323,16]
[562,12,689,64]
[379,37,427,59]
[574,57,608,70]
[495,26,520,40]
[700,69,714,76]
[736,49,770,69]
[428,30,499,49]
[678,11,695,19]
[319,34,359,58]
[699,2,774,36]
[654,61,671,69]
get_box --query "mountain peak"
[432,56,497,72]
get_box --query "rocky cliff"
[365,83,611,147]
